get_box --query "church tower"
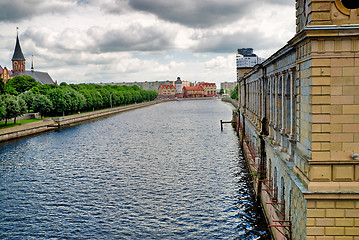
[12,34,26,74]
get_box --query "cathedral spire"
[31,55,34,72]
[12,29,26,74]
[12,34,26,61]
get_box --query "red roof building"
[0,66,12,83]
[158,85,176,98]
[198,82,217,96]
[183,86,204,98]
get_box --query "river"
[0,99,270,239]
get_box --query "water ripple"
[0,100,270,239]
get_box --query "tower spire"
[31,55,34,72]
[12,29,26,74]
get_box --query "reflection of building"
[183,86,204,98]
[198,82,216,96]
[1,34,55,84]
[234,1,359,239]
[158,85,176,98]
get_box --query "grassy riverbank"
[0,119,43,129]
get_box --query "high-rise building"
[236,48,265,81]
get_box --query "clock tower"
[12,34,26,74]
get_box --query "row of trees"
[0,76,158,125]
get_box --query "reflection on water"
[0,100,270,239]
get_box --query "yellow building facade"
[234,0,359,239]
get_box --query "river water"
[0,99,270,239]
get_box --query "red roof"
[184,86,204,91]
[159,85,175,89]
[199,82,216,87]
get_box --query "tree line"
[0,76,158,125]
[230,84,238,100]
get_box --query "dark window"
[341,0,359,9]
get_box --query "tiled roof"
[14,70,55,85]
[159,85,175,89]
[199,82,216,87]
[184,86,204,91]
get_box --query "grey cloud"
[126,0,291,28]
[192,29,286,53]
[21,24,176,67]
[0,0,75,22]
[128,0,250,28]
[88,24,176,52]
[0,0,41,22]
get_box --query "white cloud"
[0,0,296,86]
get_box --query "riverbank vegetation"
[0,76,158,125]
[230,84,238,100]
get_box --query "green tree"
[4,84,18,95]
[33,94,53,118]
[0,78,5,94]
[6,75,40,94]
[219,89,224,94]
[38,84,58,95]
[19,91,36,111]
[1,95,27,125]
[46,88,68,115]
[16,97,28,124]
[230,84,238,100]
[0,101,6,121]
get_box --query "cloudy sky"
[0,0,296,85]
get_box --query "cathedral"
[0,34,55,85]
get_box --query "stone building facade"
[183,86,204,98]
[234,0,359,239]
[157,85,176,98]
[198,82,217,97]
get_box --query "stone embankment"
[221,98,239,108]
[0,100,172,143]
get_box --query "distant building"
[220,82,237,92]
[1,34,55,85]
[158,85,176,98]
[101,80,174,91]
[198,82,217,97]
[183,86,204,98]
[175,77,183,98]
[0,66,12,83]
[236,48,265,81]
